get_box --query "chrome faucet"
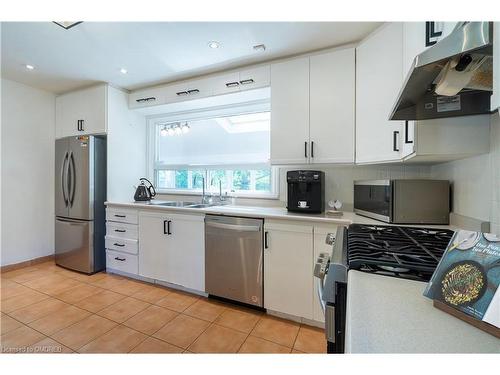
[194,175,210,204]
[211,178,228,203]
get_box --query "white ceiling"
[1,22,381,94]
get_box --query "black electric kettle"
[134,178,156,201]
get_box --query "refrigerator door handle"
[61,151,69,207]
[68,151,76,207]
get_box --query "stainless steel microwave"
[353,180,450,224]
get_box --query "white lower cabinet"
[264,221,314,320]
[105,207,139,275]
[139,211,205,292]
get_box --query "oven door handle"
[315,275,326,314]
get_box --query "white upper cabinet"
[238,65,271,91]
[165,77,214,103]
[128,86,166,109]
[128,65,270,109]
[210,72,241,96]
[56,85,107,138]
[270,57,310,164]
[310,48,355,164]
[270,47,355,165]
[492,22,500,111]
[356,22,405,164]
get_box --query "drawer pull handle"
[187,89,199,94]
[239,79,254,85]
[114,229,126,233]
[113,243,125,247]
[176,91,188,96]
[226,81,239,88]
[114,214,126,218]
[114,257,126,261]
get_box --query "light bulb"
[175,125,182,135]
[182,123,190,133]
[167,127,175,136]
[160,127,168,137]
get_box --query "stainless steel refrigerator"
[55,135,106,274]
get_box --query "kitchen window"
[149,107,278,198]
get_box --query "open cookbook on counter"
[424,230,500,329]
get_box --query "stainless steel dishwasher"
[205,214,264,307]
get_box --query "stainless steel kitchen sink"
[146,200,221,208]
[148,201,198,207]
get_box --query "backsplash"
[160,164,432,210]
[277,164,431,211]
[431,112,500,235]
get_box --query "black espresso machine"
[287,170,325,214]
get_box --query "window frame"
[146,101,279,199]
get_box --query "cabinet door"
[313,226,338,323]
[492,22,500,111]
[264,221,313,319]
[401,22,428,158]
[310,48,355,164]
[138,213,171,281]
[56,92,81,139]
[56,85,107,138]
[129,87,166,109]
[270,57,310,164]
[165,213,205,291]
[356,23,405,163]
[210,72,241,96]
[238,65,270,91]
[164,77,214,103]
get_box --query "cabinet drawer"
[106,208,138,224]
[106,250,138,275]
[106,222,138,240]
[105,236,138,254]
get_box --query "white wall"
[431,113,500,235]
[1,78,56,266]
[107,86,147,202]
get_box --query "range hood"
[390,22,494,121]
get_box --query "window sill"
[155,189,280,200]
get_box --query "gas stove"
[317,223,455,354]
[347,224,454,281]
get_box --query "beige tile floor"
[0,261,326,354]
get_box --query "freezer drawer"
[205,215,264,307]
[55,217,93,273]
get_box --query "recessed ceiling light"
[253,44,266,52]
[120,68,128,74]
[25,64,35,70]
[208,41,220,49]
[53,22,83,30]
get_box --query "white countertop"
[105,201,457,229]
[345,270,500,353]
